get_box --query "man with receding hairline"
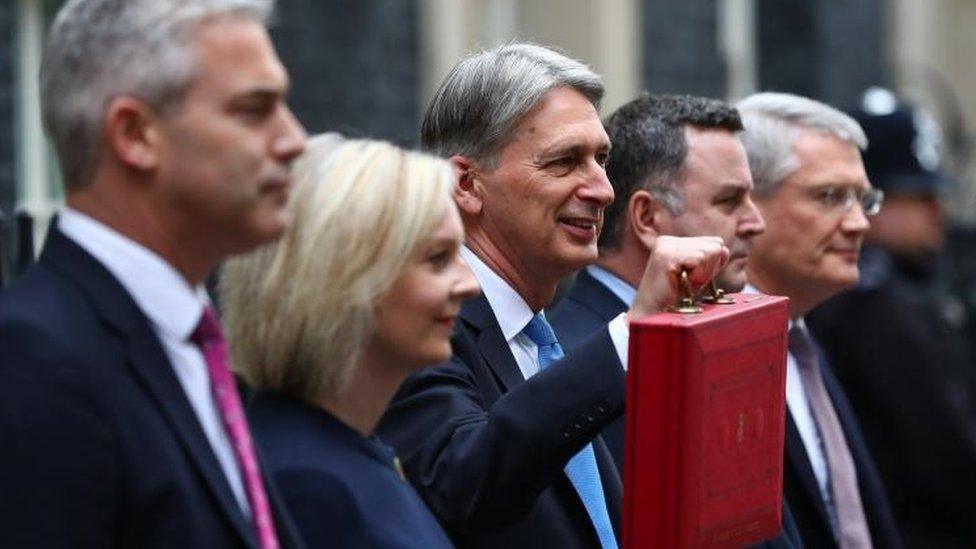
[0,1,307,547]
[378,44,728,548]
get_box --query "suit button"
[564,427,574,438]
[595,405,607,415]
[585,414,595,423]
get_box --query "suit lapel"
[785,400,835,538]
[571,269,629,321]
[41,229,257,548]
[460,294,525,391]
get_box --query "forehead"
[784,129,869,190]
[505,87,609,153]
[186,17,288,95]
[682,126,752,190]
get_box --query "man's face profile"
[151,16,307,254]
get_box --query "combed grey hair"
[40,0,274,188]
[420,43,604,167]
[736,92,868,196]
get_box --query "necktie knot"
[788,325,818,368]
[522,313,558,347]
[191,306,224,348]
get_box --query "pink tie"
[192,306,280,549]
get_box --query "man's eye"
[816,187,842,206]
[547,157,576,175]
[595,153,609,168]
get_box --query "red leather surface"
[623,293,789,548]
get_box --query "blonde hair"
[220,134,455,403]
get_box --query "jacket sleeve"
[376,325,625,534]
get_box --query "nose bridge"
[274,104,308,159]
[739,195,766,235]
[580,161,615,206]
[454,256,481,298]
[841,199,871,232]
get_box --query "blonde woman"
[220,135,478,548]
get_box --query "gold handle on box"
[668,270,736,314]
[668,270,704,314]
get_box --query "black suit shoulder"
[377,293,625,547]
[0,232,303,549]
[249,392,452,549]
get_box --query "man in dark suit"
[736,92,903,548]
[377,44,729,548]
[550,93,805,549]
[809,89,976,548]
[0,1,307,547]
[551,94,766,468]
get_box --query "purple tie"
[790,325,873,549]
[192,307,280,549]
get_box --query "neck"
[68,185,216,287]
[465,229,558,311]
[319,348,409,437]
[595,246,646,290]
[746,269,822,320]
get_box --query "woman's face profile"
[372,205,480,369]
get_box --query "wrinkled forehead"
[786,130,869,190]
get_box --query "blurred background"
[2,0,976,284]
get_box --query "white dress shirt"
[58,207,251,515]
[743,284,831,506]
[460,248,630,379]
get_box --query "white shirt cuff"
[608,312,629,371]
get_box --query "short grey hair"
[40,0,274,188]
[420,43,604,167]
[736,92,868,196]
[220,135,455,404]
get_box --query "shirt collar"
[743,282,800,331]
[58,207,210,341]
[585,264,637,306]
[460,247,535,342]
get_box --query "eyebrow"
[537,139,611,161]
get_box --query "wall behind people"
[757,0,884,109]
[0,1,14,280]
[271,0,420,145]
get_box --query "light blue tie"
[522,313,619,549]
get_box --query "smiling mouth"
[558,216,599,236]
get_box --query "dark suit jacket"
[784,340,902,549]
[551,269,804,549]
[0,228,303,549]
[809,248,976,548]
[550,269,629,469]
[377,292,625,548]
[248,391,453,549]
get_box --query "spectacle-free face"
[373,205,480,369]
[153,17,307,257]
[748,129,872,310]
[656,127,765,292]
[467,86,614,287]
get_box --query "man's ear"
[629,189,670,248]
[450,155,484,216]
[103,96,160,172]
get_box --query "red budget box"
[623,293,789,548]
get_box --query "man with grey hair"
[737,92,901,549]
[0,1,307,547]
[378,44,729,548]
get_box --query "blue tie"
[522,313,619,549]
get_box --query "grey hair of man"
[599,93,743,252]
[40,0,274,189]
[736,92,868,197]
[420,43,604,167]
